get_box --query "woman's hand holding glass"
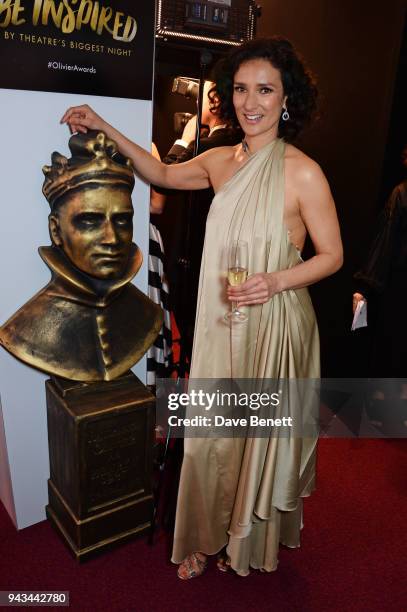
[227,271,282,307]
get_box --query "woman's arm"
[60,105,211,191]
[150,143,166,214]
[229,156,343,306]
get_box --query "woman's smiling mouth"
[243,113,264,123]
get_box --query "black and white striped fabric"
[147,222,172,386]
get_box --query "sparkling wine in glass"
[225,240,248,323]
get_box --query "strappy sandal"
[177,553,208,580]
[216,551,231,573]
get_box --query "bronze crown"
[42,131,135,209]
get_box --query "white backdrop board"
[0,89,152,529]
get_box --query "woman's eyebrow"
[233,81,276,87]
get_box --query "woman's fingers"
[228,276,259,292]
[233,291,269,305]
[228,275,267,297]
[227,273,276,305]
[238,299,265,306]
[60,106,92,134]
[65,112,91,128]
[60,105,104,134]
[63,120,88,135]
[70,124,88,134]
[228,285,269,305]
[60,104,89,124]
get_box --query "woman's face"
[233,58,286,141]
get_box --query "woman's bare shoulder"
[284,143,326,186]
[198,143,241,177]
[201,143,240,162]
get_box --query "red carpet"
[1,439,406,612]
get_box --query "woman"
[62,37,343,578]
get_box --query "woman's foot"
[177,552,208,580]
[216,550,231,572]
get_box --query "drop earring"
[282,107,290,121]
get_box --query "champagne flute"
[225,240,248,323]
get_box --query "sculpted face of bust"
[49,186,134,280]
[0,131,164,383]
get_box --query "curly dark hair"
[212,37,318,142]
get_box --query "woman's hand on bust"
[227,272,283,306]
[61,104,107,134]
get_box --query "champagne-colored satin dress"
[171,138,320,575]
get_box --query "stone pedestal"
[45,372,154,561]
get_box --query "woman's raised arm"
[60,105,211,191]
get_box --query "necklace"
[241,138,251,156]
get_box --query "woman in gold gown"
[62,37,343,579]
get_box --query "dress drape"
[171,138,320,575]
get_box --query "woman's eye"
[233,86,245,92]
[260,87,273,94]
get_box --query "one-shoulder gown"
[171,139,320,575]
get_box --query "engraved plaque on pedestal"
[45,371,154,561]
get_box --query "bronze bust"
[0,131,163,381]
